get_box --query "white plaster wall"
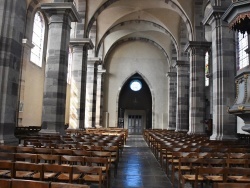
[22,62,45,127]
[21,63,71,127]
[103,41,169,129]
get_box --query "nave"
[110,135,171,188]
[2,130,250,188]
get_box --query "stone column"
[174,61,189,132]
[95,65,106,128]
[166,69,177,130]
[85,57,100,128]
[185,41,211,135]
[0,0,26,144]
[69,38,93,129]
[40,3,80,135]
[203,9,237,140]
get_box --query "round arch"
[96,20,179,57]
[103,37,170,67]
[85,0,194,40]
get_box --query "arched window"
[67,48,73,84]
[237,33,249,70]
[30,11,45,67]
[205,51,209,86]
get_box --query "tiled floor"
[109,135,172,188]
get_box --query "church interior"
[0,0,250,187]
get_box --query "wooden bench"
[0,178,90,188]
[214,182,250,188]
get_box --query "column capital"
[173,60,189,68]
[222,1,250,24]
[202,6,226,25]
[166,72,177,78]
[184,41,211,53]
[97,64,106,74]
[70,38,94,49]
[98,69,106,74]
[87,57,101,65]
[41,2,80,22]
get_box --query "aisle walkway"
[110,135,172,188]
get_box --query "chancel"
[0,0,250,188]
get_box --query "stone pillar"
[203,9,237,140]
[185,41,211,135]
[166,69,177,130]
[85,57,100,128]
[174,61,189,132]
[0,0,26,144]
[95,65,106,128]
[40,3,80,135]
[69,38,93,129]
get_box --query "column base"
[85,125,93,128]
[39,128,65,135]
[0,123,19,145]
[0,134,19,145]
[40,122,66,135]
[210,133,238,141]
[166,127,175,131]
[175,129,188,133]
[187,131,206,135]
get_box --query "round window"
[130,80,142,91]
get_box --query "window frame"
[205,51,210,87]
[30,11,46,67]
[236,32,249,70]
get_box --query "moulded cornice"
[41,2,80,22]
[70,38,94,49]
[184,41,211,52]
[222,1,250,23]
[98,68,106,74]
[202,6,226,25]
[236,66,250,78]
[88,57,101,64]
[173,60,189,67]
[166,72,177,77]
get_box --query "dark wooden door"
[128,115,142,135]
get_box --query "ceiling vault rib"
[85,0,193,41]
[103,37,170,67]
[95,20,178,57]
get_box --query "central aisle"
[110,135,172,188]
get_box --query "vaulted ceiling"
[85,0,194,63]
[26,0,196,65]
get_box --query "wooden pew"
[214,182,250,188]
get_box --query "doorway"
[128,115,142,134]
[124,110,145,135]
[118,73,152,131]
